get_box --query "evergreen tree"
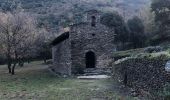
[127,16,146,48]
[100,12,129,45]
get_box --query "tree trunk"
[11,63,16,75]
[27,59,30,63]
[18,58,24,67]
[44,58,47,64]
[7,50,12,73]
[7,31,12,74]
[8,62,11,73]
[12,50,18,75]
[7,56,12,73]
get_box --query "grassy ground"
[112,48,144,60]
[0,61,138,100]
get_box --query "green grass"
[0,61,137,100]
[113,48,144,59]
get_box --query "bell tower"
[85,10,101,27]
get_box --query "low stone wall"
[114,56,170,92]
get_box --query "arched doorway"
[85,51,96,68]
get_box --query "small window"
[92,34,95,36]
[91,16,96,27]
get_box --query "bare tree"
[0,11,36,75]
[34,28,52,64]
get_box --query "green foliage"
[128,16,144,33]
[158,83,170,100]
[114,47,170,64]
[100,12,124,28]
[151,0,170,28]
[113,48,144,59]
[127,16,146,48]
[163,84,170,95]
[0,0,18,12]
[134,52,170,59]
[100,12,129,43]
[150,0,170,44]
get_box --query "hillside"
[0,0,151,35]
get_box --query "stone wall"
[70,23,115,74]
[52,39,71,75]
[114,56,170,92]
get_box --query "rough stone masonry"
[114,56,170,92]
[51,10,115,75]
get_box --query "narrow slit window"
[91,16,96,27]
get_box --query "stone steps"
[83,68,112,76]
[77,75,111,79]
